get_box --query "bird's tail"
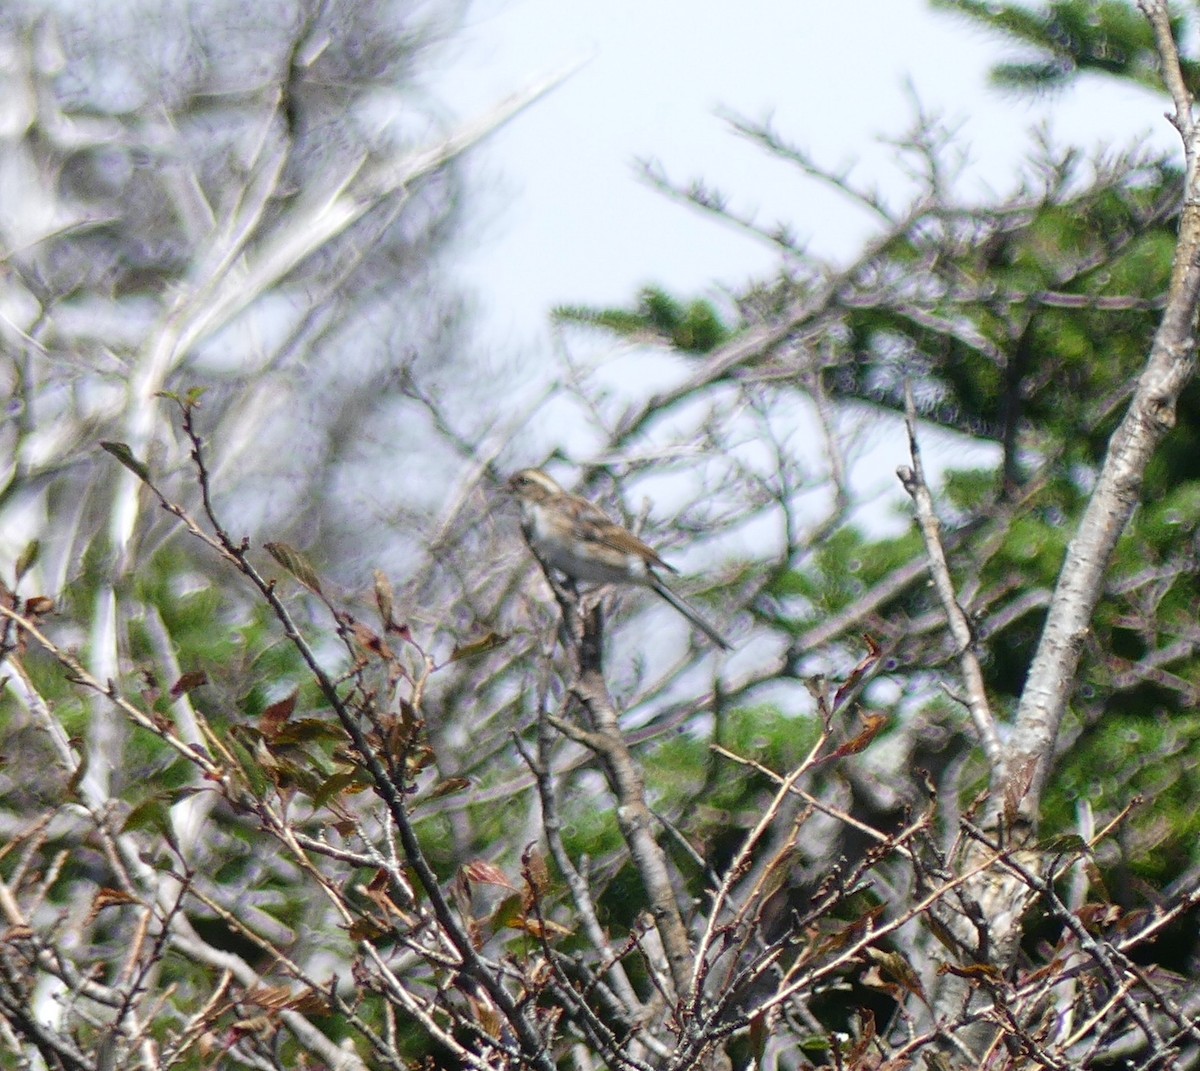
[651,578,732,650]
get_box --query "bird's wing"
[566,494,677,573]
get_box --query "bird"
[507,468,732,650]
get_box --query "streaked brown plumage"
[507,468,731,650]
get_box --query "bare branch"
[898,383,1001,766]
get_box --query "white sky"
[12,6,1180,497]
[440,0,1177,348]
[433,0,1180,516]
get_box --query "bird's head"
[507,469,564,503]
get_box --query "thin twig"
[897,382,1001,766]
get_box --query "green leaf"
[227,730,270,799]
[552,285,729,353]
[122,797,179,853]
[157,386,208,408]
[313,770,358,809]
[100,441,150,482]
[490,893,525,932]
[14,539,39,581]
[272,718,348,746]
[449,631,508,663]
[1036,833,1090,855]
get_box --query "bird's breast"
[523,506,651,585]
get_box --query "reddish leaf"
[510,915,572,940]
[260,691,298,740]
[264,541,323,596]
[1077,903,1123,931]
[286,989,331,1016]
[938,961,1004,983]
[462,860,517,891]
[465,991,503,1040]
[349,620,394,661]
[361,869,412,923]
[170,671,208,699]
[522,845,550,897]
[863,948,926,1004]
[748,1013,768,1066]
[427,777,471,800]
[244,985,294,1011]
[829,712,888,760]
[65,741,90,800]
[833,634,882,709]
[87,887,141,923]
[846,1009,877,1066]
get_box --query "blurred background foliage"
[1,0,1199,1065]
[558,1,1200,905]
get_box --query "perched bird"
[507,468,732,650]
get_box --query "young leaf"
[462,859,517,891]
[100,441,151,482]
[374,569,395,625]
[449,631,508,663]
[15,540,39,581]
[428,776,472,800]
[264,542,323,596]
